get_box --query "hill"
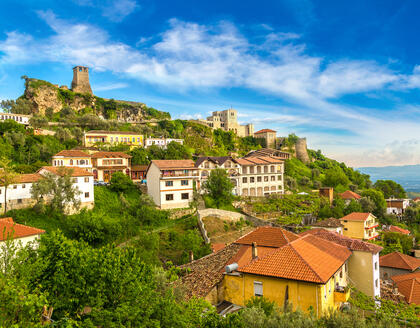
[357,164,420,193]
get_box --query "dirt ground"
[202,216,254,244]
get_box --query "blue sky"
[1,0,420,167]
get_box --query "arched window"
[70,159,73,165]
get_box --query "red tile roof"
[211,243,226,253]
[340,212,372,222]
[254,129,277,134]
[380,252,420,271]
[39,166,93,177]
[391,272,420,304]
[53,150,91,158]
[238,234,351,283]
[301,228,382,253]
[152,159,195,170]
[16,173,43,184]
[0,218,45,241]
[339,190,361,200]
[235,227,299,248]
[389,225,411,235]
[91,151,131,159]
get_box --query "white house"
[0,217,45,248]
[38,166,95,212]
[386,198,410,216]
[0,113,31,125]
[146,160,199,209]
[144,138,184,149]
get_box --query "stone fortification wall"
[295,137,310,164]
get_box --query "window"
[17,199,22,204]
[250,177,255,183]
[339,269,343,279]
[375,279,379,288]
[166,194,174,201]
[22,184,26,189]
[85,192,89,198]
[249,167,254,174]
[278,175,282,180]
[116,137,119,142]
[257,176,262,182]
[374,262,378,271]
[264,176,268,182]
[132,137,135,142]
[110,137,113,142]
[344,228,348,231]
[181,180,189,186]
[253,281,263,297]
[73,178,78,183]
[242,177,247,183]
[181,193,189,200]
[84,177,89,183]
[13,185,17,189]
[204,162,210,168]
[165,181,173,187]
[70,159,73,165]
[344,220,348,223]
[271,176,275,181]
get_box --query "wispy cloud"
[73,0,139,22]
[94,82,128,91]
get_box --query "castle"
[71,66,93,94]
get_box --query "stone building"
[196,109,254,137]
[71,66,93,94]
[254,129,277,148]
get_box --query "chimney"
[252,242,258,259]
[189,250,194,262]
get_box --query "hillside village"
[1,68,420,326]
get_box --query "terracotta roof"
[389,225,411,235]
[91,151,132,159]
[254,129,277,134]
[380,252,420,271]
[339,190,361,200]
[413,197,420,202]
[301,228,382,254]
[0,217,45,241]
[53,150,91,158]
[225,245,278,268]
[211,243,226,253]
[391,272,420,304]
[152,159,195,170]
[15,173,43,184]
[195,156,235,167]
[234,227,299,248]
[175,243,242,300]
[234,158,254,165]
[39,166,93,177]
[312,218,343,228]
[340,212,372,222]
[85,130,142,135]
[238,234,351,284]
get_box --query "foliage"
[374,180,406,199]
[0,98,33,114]
[109,171,136,193]
[31,169,81,213]
[203,168,235,208]
[0,156,18,213]
[381,231,413,254]
[361,189,387,219]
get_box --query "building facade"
[0,113,31,125]
[0,217,45,249]
[144,138,184,148]
[386,198,410,216]
[254,129,277,148]
[90,151,132,182]
[146,160,199,209]
[379,251,420,280]
[52,150,92,170]
[84,130,143,147]
[340,212,379,240]
[196,109,254,137]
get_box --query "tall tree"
[203,168,234,208]
[0,157,18,213]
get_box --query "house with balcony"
[302,228,382,299]
[339,212,379,240]
[176,227,352,316]
[52,150,92,170]
[91,151,132,182]
[146,160,199,209]
[84,130,143,148]
[386,198,410,216]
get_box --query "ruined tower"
[71,66,93,94]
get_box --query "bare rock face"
[24,82,63,115]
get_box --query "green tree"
[31,168,81,212]
[165,141,192,160]
[203,168,234,208]
[29,115,48,129]
[109,171,135,193]
[374,180,406,199]
[361,189,387,218]
[344,199,363,215]
[0,157,18,213]
[324,168,350,188]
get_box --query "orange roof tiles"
[211,243,226,253]
[301,228,382,253]
[340,212,372,222]
[235,227,300,248]
[16,173,43,184]
[39,166,93,177]
[91,151,131,159]
[391,272,420,304]
[380,252,420,271]
[339,190,361,200]
[389,225,411,235]
[254,129,277,134]
[53,150,91,158]
[238,235,351,283]
[152,159,195,170]
[0,217,45,241]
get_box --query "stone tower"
[71,66,93,94]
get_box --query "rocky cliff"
[22,78,170,121]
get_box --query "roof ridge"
[289,239,324,283]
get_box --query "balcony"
[161,170,199,178]
[365,223,379,230]
[334,287,350,303]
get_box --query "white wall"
[146,163,162,207]
[372,252,381,298]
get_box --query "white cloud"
[94,82,128,91]
[73,0,139,22]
